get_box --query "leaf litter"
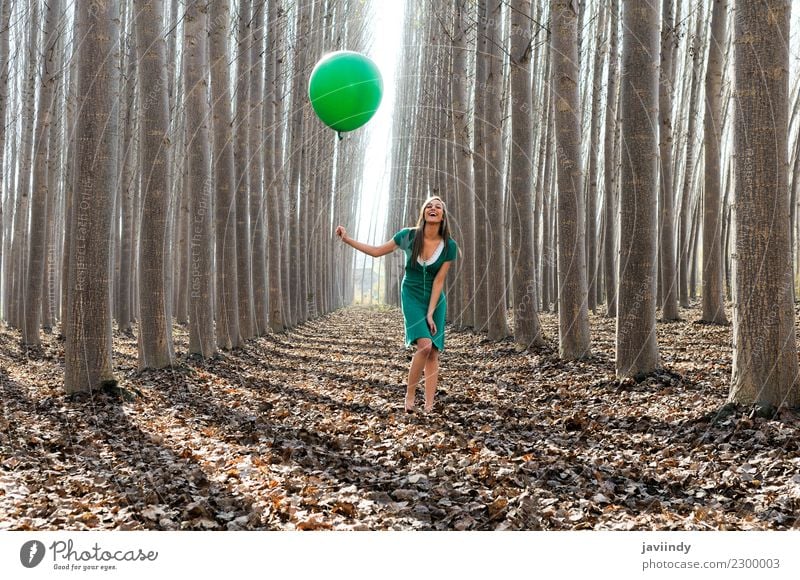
[0,305,798,531]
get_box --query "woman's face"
[424,199,445,224]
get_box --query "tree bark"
[210,0,241,349]
[234,0,254,339]
[65,0,118,393]
[701,0,729,324]
[659,0,680,321]
[184,0,216,358]
[616,0,660,378]
[550,0,591,360]
[484,0,509,340]
[603,0,619,318]
[729,0,799,407]
[509,0,544,347]
[134,0,175,369]
[23,0,63,346]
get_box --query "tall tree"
[184,0,216,358]
[658,0,679,321]
[134,0,174,369]
[472,0,489,331]
[603,0,619,318]
[550,0,591,359]
[677,7,705,308]
[484,0,509,340]
[210,0,241,349]
[616,0,660,377]
[265,0,285,332]
[0,0,12,313]
[585,3,606,314]
[701,0,729,324]
[23,0,63,346]
[64,0,118,392]
[509,0,544,347]
[234,0,254,339]
[250,0,268,335]
[729,0,799,407]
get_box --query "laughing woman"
[335,196,458,413]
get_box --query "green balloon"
[308,51,383,132]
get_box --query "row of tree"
[383,0,798,408]
[0,0,370,391]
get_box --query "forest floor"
[1,304,799,531]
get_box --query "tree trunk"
[616,0,660,378]
[603,0,619,318]
[250,0,267,336]
[265,0,284,332]
[0,0,12,320]
[677,9,705,309]
[729,0,799,408]
[483,0,509,340]
[701,0,729,324]
[209,0,241,349]
[64,0,119,393]
[134,0,174,369]
[509,0,544,347]
[659,0,680,321]
[550,0,591,360]
[451,0,475,329]
[585,3,606,315]
[23,0,63,346]
[184,0,216,358]
[472,0,489,332]
[235,0,254,339]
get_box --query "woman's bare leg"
[406,339,432,411]
[423,347,440,412]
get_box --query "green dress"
[392,228,458,351]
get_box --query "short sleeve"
[393,228,413,251]
[445,238,458,262]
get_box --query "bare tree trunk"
[23,0,63,346]
[118,29,136,334]
[265,0,284,332]
[678,8,705,308]
[603,0,619,318]
[701,0,729,324]
[483,0,509,340]
[234,0,254,338]
[451,0,475,329]
[509,0,544,347]
[472,0,489,331]
[616,0,660,378]
[134,0,174,369]
[730,0,798,408]
[550,0,591,360]
[184,0,216,358]
[210,0,241,349]
[659,0,680,321]
[0,0,12,319]
[250,0,267,335]
[64,0,118,393]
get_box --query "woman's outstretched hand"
[335,225,348,242]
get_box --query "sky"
[355,1,405,245]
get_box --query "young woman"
[335,196,458,413]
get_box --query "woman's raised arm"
[335,226,397,258]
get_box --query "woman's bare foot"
[405,389,415,413]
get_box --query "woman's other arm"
[425,261,452,334]
[335,226,397,258]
